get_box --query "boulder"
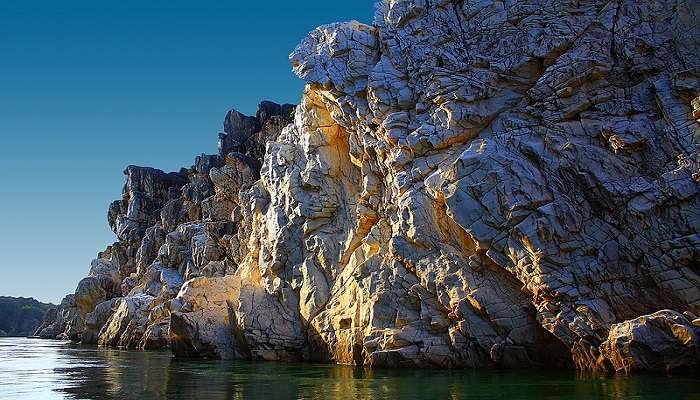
[600,310,700,372]
[170,276,240,359]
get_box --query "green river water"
[1,337,699,399]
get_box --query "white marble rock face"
[39,0,700,372]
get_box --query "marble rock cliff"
[39,0,700,372]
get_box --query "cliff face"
[0,297,54,337]
[39,0,700,372]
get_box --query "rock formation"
[37,102,295,349]
[41,0,700,372]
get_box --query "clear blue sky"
[0,0,376,304]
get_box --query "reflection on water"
[1,338,700,400]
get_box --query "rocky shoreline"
[38,0,700,373]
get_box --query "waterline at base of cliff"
[3,337,700,400]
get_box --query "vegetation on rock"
[0,297,54,337]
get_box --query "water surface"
[1,337,699,399]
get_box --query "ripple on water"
[1,337,700,400]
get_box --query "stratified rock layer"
[43,0,700,372]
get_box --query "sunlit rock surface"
[44,0,700,372]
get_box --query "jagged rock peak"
[219,101,295,159]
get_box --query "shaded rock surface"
[43,0,700,372]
